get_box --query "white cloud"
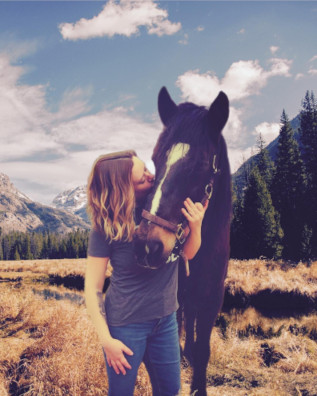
[309,55,317,62]
[196,26,204,32]
[270,46,279,55]
[53,87,93,122]
[308,68,317,76]
[295,73,305,80]
[252,122,280,145]
[0,35,40,61]
[0,51,163,203]
[59,0,181,40]
[51,106,161,156]
[267,58,292,77]
[176,58,292,106]
[237,28,245,34]
[0,54,61,160]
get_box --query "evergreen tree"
[14,247,21,260]
[230,186,246,258]
[299,91,317,258]
[256,133,275,188]
[271,110,307,261]
[23,234,33,260]
[241,166,283,259]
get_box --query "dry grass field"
[0,259,316,396]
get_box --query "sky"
[0,0,316,205]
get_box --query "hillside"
[232,115,301,193]
[0,173,90,234]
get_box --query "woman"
[85,150,207,396]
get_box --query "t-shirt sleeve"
[87,229,111,257]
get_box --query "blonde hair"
[87,150,137,242]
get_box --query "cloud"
[270,46,279,55]
[51,106,161,156]
[0,53,61,161]
[196,26,204,32]
[59,0,181,40]
[0,51,162,203]
[309,55,317,62]
[308,68,317,76]
[0,35,40,61]
[53,87,93,122]
[295,73,305,80]
[252,122,280,145]
[237,28,245,34]
[176,58,292,104]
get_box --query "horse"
[134,87,231,396]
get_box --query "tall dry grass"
[1,259,317,395]
[1,258,316,297]
[226,259,317,297]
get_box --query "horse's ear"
[158,87,178,126]
[207,91,229,143]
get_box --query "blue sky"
[0,0,316,204]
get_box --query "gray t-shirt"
[87,216,179,326]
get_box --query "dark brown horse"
[134,87,231,396]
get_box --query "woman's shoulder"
[88,228,111,257]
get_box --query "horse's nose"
[146,240,163,258]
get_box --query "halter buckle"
[176,224,186,244]
[212,154,218,174]
[205,184,213,200]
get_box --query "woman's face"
[132,156,155,201]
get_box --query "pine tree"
[256,133,275,188]
[299,91,317,258]
[271,110,307,261]
[23,234,33,260]
[241,166,283,259]
[230,184,249,259]
[14,247,21,261]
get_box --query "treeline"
[0,229,89,260]
[231,91,317,262]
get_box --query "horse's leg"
[183,300,196,365]
[190,308,216,396]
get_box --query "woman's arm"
[181,198,208,260]
[85,256,133,375]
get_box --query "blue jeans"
[104,311,181,396]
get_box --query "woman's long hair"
[87,150,137,242]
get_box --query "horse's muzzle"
[134,233,165,269]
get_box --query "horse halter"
[141,147,222,274]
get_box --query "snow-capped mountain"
[0,173,89,234]
[52,185,89,222]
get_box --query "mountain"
[52,185,89,223]
[0,173,90,234]
[232,115,302,193]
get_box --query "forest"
[231,90,317,262]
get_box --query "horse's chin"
[136,253,169,270]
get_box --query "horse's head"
[134,86,229,268]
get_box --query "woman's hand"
[103,338,134,375]
[181,198,208,260]
[181,198,208,233]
